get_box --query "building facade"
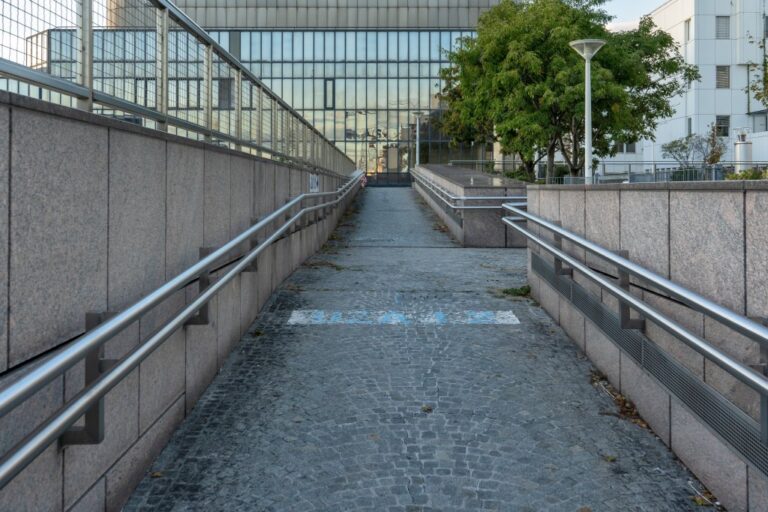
[102,0,502,172]
[640,0,768,163]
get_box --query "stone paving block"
[0,374,63,512]
[559,298,585,350]
[9,108,108,366]
[750,466,768,512]
[671,399,748,512]
[166,142,204,279]
[620,356,671,446]
[203,150,231,248]
[670,190,745,313]
[185,294,218,413]
[620,190,669,278]
[0,105,8,372]
[64,369,139,508]
[68,478,104,512]
[139,329,185,434]
[126,188,703,512]
[106,396,184,512]
[644,292,705,378]
[746,190,768,318]
[585,321,621,388]
[216,275,241,367]
[108,130,166,312]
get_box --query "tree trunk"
[546,143,556,183]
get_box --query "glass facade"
[212,29,476,172]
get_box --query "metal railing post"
[234,70,243,151]
[203,45,213,142]
[155,7,169,131]
[75,0,93,111]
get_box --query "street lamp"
[413,111,425,168]
[569,39,605,182]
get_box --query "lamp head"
[569,39,606,60]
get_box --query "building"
[639,0,768,164]
[100,0,503,172]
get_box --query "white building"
[640,0,768,164]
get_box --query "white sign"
[309,174,320,193]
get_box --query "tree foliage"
[438,0,699,179]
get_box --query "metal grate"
[532,253,768,478]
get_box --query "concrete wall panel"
[68,478,104,512]
[9,109,108,366]
[620,190,669,277]
[746,190,768,318]
[166,143,204,279]
[64,369,139,508]
[203,151,231,248]
[216,275,241,366]
[559,189,585,262]
[585,189,619,272]
[0,376,63,511]
[585,322,621,388]
[0,106,8,372]
[670,191,744,312]
[138,329,185,433]
[620,357,671,446]
[230,155,253,240]
[108,131,166,312]
[185,295,219,413]
[106,396,184,512]
[671,400,748,512]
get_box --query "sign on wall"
[309,174,320,193]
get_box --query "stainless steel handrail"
[504,204,768,350]
[502,204,768,443]
[412,169,526,211]
[0,172,362,487]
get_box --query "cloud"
[606,19,640,32]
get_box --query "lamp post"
[569,39,605,183]
[413,111,424,168]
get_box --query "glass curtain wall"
[227,30,475,172]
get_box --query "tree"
[661,124,727,167]
[746,36,768,107]
[438,0,699,178]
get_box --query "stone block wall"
[0,92,357,511]
[527,182,768,512]
[413,165,527,248]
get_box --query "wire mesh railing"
[0,0,354,173]
[450,160,768,184]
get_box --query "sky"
[603,0,668,31]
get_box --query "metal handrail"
[502,204,768,441]
[504,205,768,350]
[412,169,526,211]
[0,171,363,488]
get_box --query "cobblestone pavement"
[126,188,704,511]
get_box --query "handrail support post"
[59,312,118,446]
[552,222,572,278]
[185,247,215,326]
[617,250,645,331]
[243,218,260,273]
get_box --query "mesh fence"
[0,0,353,172]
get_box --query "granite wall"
[527,182,768,512]
[413,165,527,248]
[0,92,356,511]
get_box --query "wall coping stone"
[528,180,763,192]
[0,91,347,179]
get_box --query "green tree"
[438,0,699,179]
[661,123,726,168]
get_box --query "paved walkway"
[127,188,702,511]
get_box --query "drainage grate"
[532,253,768,477]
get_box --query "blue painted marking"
[466,311,496,324]
[378,311,409,325]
